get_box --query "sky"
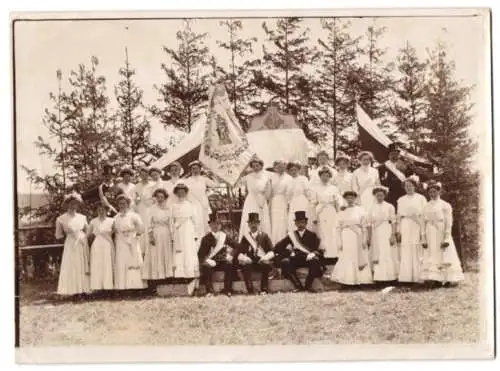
[14,15,489,193]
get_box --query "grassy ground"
[19,273,480,346]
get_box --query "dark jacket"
[378,162,412,209]
[275,229,322,260]
[238,231,274,262]
[198,231,238,263]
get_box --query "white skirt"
[57,233,91,295]
[333,228,373,285]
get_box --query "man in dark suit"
[378,143,412,211]
[275,211,324,293]
[237,213,275,295]
[198,214,238,297]
[97,164,123,217]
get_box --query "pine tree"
[114,48,163,169]
[353,19,394,126]
[424,41,479,265]
[390,42,429,154]
[255,17,320,141]
[216,19,260,131]
[316,18,362,158]
[150,19,210,132]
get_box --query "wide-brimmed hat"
[358,151,374,161]
[294,211,308,221]
[188,160,202,169]
[343,191,358,199]
[247,212,260,223]
[334,153,350,165]
[173,183,189,195]
[119,167,134,177]
[372,186,389,196]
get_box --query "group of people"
[53,142,464,299]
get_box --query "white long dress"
[55,213,91,295]
[368,201,399,281]
[420,198,464,283]
[134,180,153,254]
[332,206,373,285]
[397,193,427,283]
[334,170,354,198]
[238,171,272,241]
[171,199,200,278]
[164,176,182,208]
[312,183,342,259]
[142,204,173,280]
[352,166,380,211]
[113,210,147,289]
[88,217,114,290]
[286,175,313,232]
[185,175,216,238]
[117,182,137,208]
[269,172,291,244]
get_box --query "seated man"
[237,213,275,295]
[198,214,238,297]
[275,211,324,293]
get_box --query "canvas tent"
[150,106,310,178]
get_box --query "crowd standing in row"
[54,143,464,299]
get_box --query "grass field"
[19,273,480,346]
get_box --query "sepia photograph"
[12,7,493,363]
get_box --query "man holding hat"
[275,211,324,293]
[198,214,239,296]
[378,143,413,210]
[237,212,276,294]
[98,163,123,217]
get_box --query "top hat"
[387,142,401,154]
[247,212,260,223]
[208,213,219,224]
[294,211,308,221]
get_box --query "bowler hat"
[294,211,308,221]
[247,213,260,223]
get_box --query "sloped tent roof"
[150,107,311,178]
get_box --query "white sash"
[208,232,227,259]
[244,232,265,258]
[287,231,311,255]
[384,160,406,183]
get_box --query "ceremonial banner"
[200,85,255,186]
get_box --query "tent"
[150,106,310,178]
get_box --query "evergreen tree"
[315,18,362,158]
[114,48,163,169]
[255,17,320,141]
[424,41,479,265]
[390,41,429,154]
[353,19,394,127]
[150,19,210,132]
[216,19,260,131]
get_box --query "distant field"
[19,273,480,346]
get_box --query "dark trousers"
[200,261,235,294]
[240,260,273,293]
[280,255,323,290]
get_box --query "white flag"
[199,85,255,187]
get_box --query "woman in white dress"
[352,151,381,212]
[170,183,199,295]
[311,167,342,267]
[332,191,373,286]
[134,167,153,254]
[164,162,184,208]
[88,202,114,291]
[420,180,464,287]
[333,153,353,199]
[286,161,314,233]
[185,160,216,238]
[269,159,291,244]
[142,188,173,285]
[309,150,337,187]
[397,175,427,283]
[238,157,272,241]
[116,168,137,209]
[55,192,91,297]
[367,186,398,284]
[113,194,147,290]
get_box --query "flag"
[199,85,255,187]
[355,103,434,171]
